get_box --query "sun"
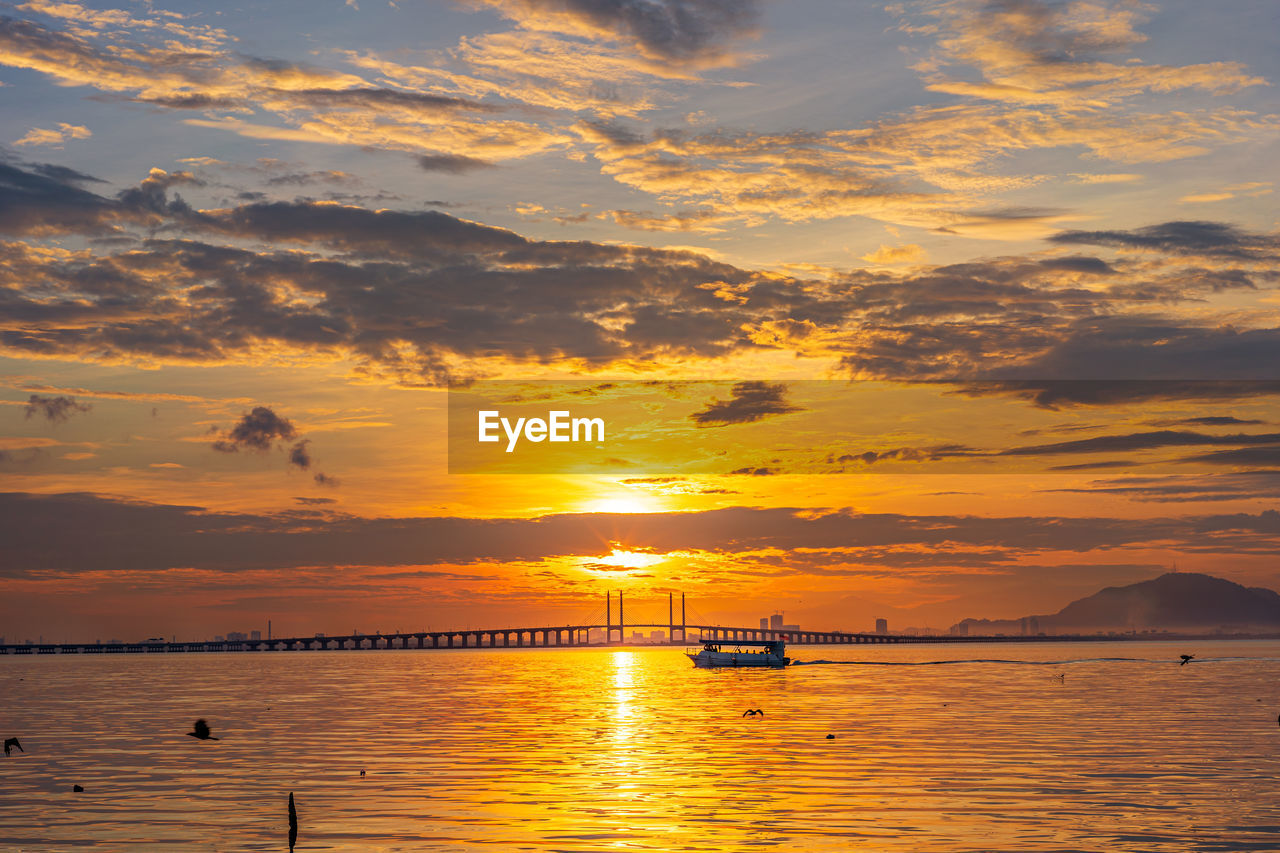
[595,547,666,570]
[583,496,657,514]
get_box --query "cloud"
[1048,474,1280,504]
[1152,416,1267,428]
[1050,221,1280,261]
[1,160,1277,387]
[417,154,496,173]
[288,439,311,469]
[313,471,339,486]
[910,0,1267,108]
[951,381,1280,409]
[690,381,801,426]
[832,444,978,466]
[471,0,761,64]
[12,122,90,147]
[1003,429,1280,457]
[23,393,90,423]
[862,243,926,265]
[0,16,568,163]
[5,491,1280,576]
[212,406,297,453]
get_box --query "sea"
[4,640,1280,852]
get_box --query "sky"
[1,0,1278,643]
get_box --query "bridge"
[0,592,1114,655]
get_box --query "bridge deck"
[1,623,1131,655]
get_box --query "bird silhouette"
[742,709,764,717]
[826,733,836,739]
[186,719,219,740]
[1179,654,1195,666]
[359,769,366,777]
[72,784,84,792]
[3,737,22,756]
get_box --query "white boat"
[686,638,790,668]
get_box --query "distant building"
[760,617,769,629]
[650,630,665,643]
[588,627,606,644]
[250,630,262,641]
[875,618,888,634]
[227,631,248,641]
[770,612,784,629]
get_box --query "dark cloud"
[23,394,91,423]
[2,160,1278,387]
[1181,447,1280,467]
[690,381,801,426]
[1152,416,1267,427]
[288,439,312,470]
[493,0,760,62]
[727,466,778,476]
[212,406,297,453]
[417,154,496,173]
[1048,474,1280,503]
[116,168,204,215]
[1047,460,1139,471]
[4,492,1280,576]
[27,163,105,185]
[1004,429,1280,457]
[1051,220,1280,260]
[833,444,977,466]
[294,496,337,505]
[0,159,121,235]
[136,94,243,109]
[952,380,1280,409]
[264,170,357,187]
[1036,256,1114,274]
[314,472,339,486]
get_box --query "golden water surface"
[4,641,1280,851]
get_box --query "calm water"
[4,641,1280,852]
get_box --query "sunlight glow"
[595,548,666,570]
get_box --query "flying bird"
[3,737,22,756]
[186,719,219,740]
[742,709,764,717]
[1180,654,1195,666]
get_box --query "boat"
[686,637,790,668]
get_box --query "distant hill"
[952,572,1280,635]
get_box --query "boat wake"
[793,657,1153,666]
